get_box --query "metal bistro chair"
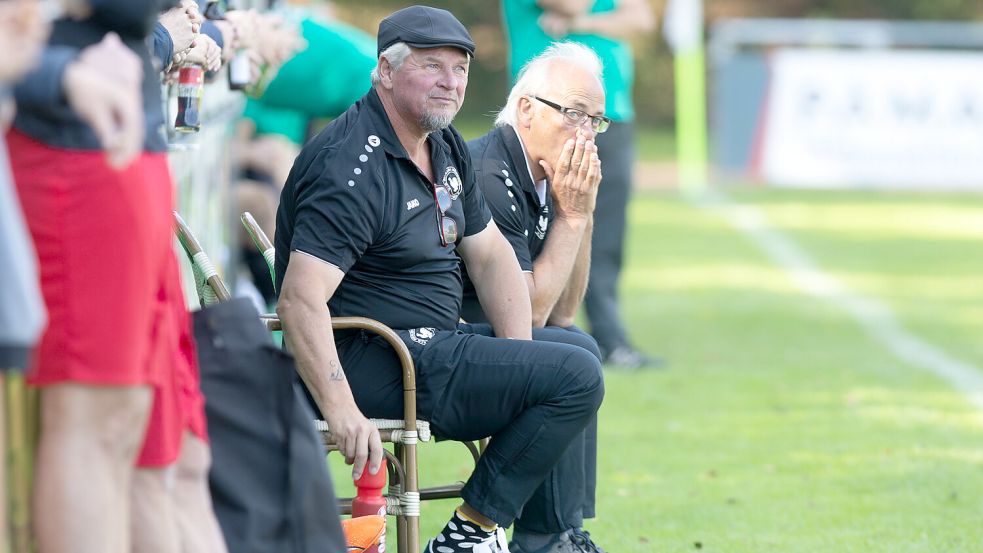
[240,212,487,553]
[175,211,480,553]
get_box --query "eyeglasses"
[432,182,458,246]
[532,96,610,134]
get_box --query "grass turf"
[330,187,983,552]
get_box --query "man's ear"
[517,96,534,129]
[378,57,395,89]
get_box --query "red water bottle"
[351,458,387,553]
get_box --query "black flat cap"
[377,5,476,58]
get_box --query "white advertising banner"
[759,48,983,189]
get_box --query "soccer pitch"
[331,187,983,552]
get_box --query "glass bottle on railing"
[227,50,251,90]
[174,63,204,132]
[218,0,251,90]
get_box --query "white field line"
[694,189,983,416]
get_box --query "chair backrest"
[241,211,276,291]
[174,211,232,307]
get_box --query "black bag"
[194,298,345,553]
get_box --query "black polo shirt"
[274,88,491,331]
[461,125,554,323]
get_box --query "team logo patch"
[443,166,463,199]
[409,327,436,346]
[535,215,549,239]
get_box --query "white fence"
[164,80,244,308]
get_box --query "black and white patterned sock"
[429,509,497,552]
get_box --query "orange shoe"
[341,515,386,552]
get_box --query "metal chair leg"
[403,439,420,553]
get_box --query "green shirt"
[244,18,376,143]
[501,0,635,122]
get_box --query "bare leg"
[33,384,152,553]
[173,432,227,553]
[131,466,179,553]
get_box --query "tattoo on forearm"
[328,360,346,381]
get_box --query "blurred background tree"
[329,0,983,128]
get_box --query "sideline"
[692,188,983,417]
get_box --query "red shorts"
[7,129,207,467]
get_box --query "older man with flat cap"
[274,6,604,553]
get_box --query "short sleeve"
[288,150,384,273]
[477,166,533,271]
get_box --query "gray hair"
[494,42,604,128]
[370,42,413,85]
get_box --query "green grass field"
[331,187,983,552]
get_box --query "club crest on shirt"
[535,214,549,239]
[443,166,463,199]
[409,327,436,346]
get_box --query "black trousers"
[505,325,600,533]
[587,120,635,353]
[338,322,604,529]
[195,299,346,553]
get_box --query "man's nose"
[435,67,457,89]
[578,119,598,138]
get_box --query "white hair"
[370,42,413,85]
[494,42,604,128]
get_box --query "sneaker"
[602,345,663,370]
[427,526,509,553]
[510,529,606,553]
[570,529,606,553]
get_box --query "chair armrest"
[241,211,277,289]
[259,313,418,434]
[174,211,232,304]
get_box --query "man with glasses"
[274,7,603,553]
[502,0,657,369]
[461,42,608,553]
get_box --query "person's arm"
[158,0,199,56]
[12,46,78,111]
[182,33,221,72]
[458,224,533,340]
[199,19,223,51]
[540,0,655,39]
[547,216,592,327]
[277,252,383,480]
[527,131,600,327]
[14,34,145,169]
[151,22,173,69]
[526,216,588,327]
[535,0,593,17]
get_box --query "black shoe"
[510,528,606,553]
[570,529,606,553]
[602,345,664,370]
